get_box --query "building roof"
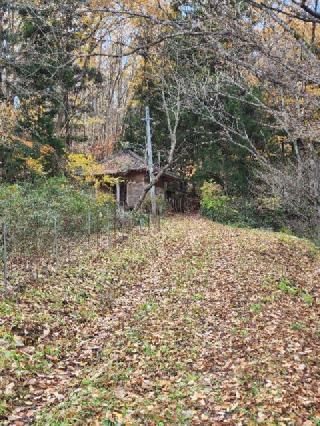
[99,149,181,181]
[99,149,147,175]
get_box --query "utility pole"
[145,106,157,216]
[312,0,319,44]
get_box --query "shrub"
[0,177,116,257]
[200,181,239,223]
[0,177,115,225]
[141,194,169,215]
[257,155,320,233]
[200,180,285,230]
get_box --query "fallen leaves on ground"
[0,216,319,425]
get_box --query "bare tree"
[133,72,182,212]
[153,1,320,227]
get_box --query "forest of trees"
[1,0,320,238]
[1,3,320,424]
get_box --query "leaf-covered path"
[1,216,320,425]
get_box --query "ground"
[0,216,319,425]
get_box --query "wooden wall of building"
[125,171,165,209]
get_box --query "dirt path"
[1,216,319,425]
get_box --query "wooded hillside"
[1,1,320,238]
[1,2,320,424]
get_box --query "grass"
[249,303,262,314]
[301,292,314,305]
[278,276,298,295]
[291,321,305,331]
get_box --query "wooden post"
[53,216,58,263]
[2,223,8,292]
[87,211,92,243]
[145,106,157,216]
[157,211,161,231]
[96,212,100,248]
[113,208,117,238]
[107,221,110,248]
[116,181,121,206]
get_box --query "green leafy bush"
[200,181,239,223]
[0,177,115,226]
[200,180,285,230]
[0,177,116,257]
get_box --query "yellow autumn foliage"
[67,153,118,187]
[25,157,45,176]
[40,144,55,155]
[96,191,115,206]
[0,102,18,147]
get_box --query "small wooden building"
[99,149,183,210]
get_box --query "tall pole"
[145,106,157,216]
[0,4,7,98]
[312,0,319,44]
